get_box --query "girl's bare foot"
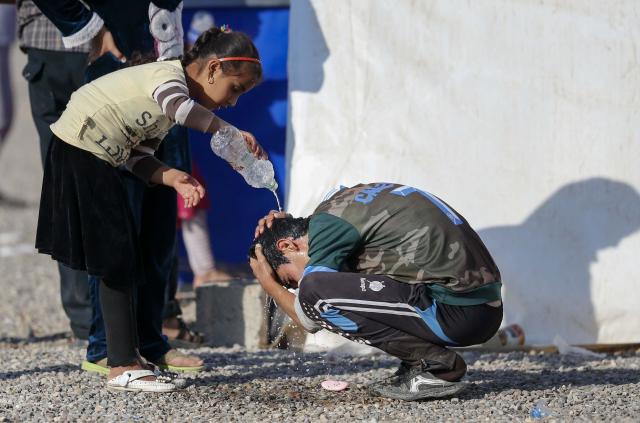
[109,363,156,381]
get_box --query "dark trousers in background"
[298,272,503,374]
[86,165,177,362]
[81,52,192,363]
[86,129,188,363]
[163,253,183,320]
[23,48,91,339]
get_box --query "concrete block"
[195,279,267,350]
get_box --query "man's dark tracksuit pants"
[297,272,503,380]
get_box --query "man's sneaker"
[369,364,465,401]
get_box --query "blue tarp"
[180,6,289,269]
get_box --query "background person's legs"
[86,276,107,363]
[183,209,215,278]
[178,162,232,287]
[24,48,90,339]
[24,49,87,165]
[181,208,232,285]
[84,127,202,368]
[57,264,91,339]
[163,252,183,322]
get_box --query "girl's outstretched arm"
[123,137,203,208]
[151,165,205,209]
[153,79,221,133]
[152,80,267,158]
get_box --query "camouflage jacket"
[303,183,502,306]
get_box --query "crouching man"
[249,183,503,401]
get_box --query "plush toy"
[148,2,184,60]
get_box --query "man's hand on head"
[254,210,291,239]
[249,244,280,288]
[249,244,303,328]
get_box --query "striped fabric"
[122,76,218,182]
[17,0,90,52]
[152,79,215,133]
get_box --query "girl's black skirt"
[36,136,143,286]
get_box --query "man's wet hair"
[248,216,310,270]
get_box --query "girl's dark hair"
[248,217,310,272]
[182,27,262,82]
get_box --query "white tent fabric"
[287,0,640,345]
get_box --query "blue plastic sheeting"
[180,7,288,266]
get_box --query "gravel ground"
[0,336,639,422]
[2,46,640,422]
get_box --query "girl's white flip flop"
[106,370,176,393]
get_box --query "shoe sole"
[81,360,109,376]
[106,385,176,393]
[370,382,466,401]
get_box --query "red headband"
[218,57,261,64]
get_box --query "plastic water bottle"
[210,125,278,191]
[530,400,554,419]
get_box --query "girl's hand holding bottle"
[210,126,278,191]
[239,130,268,160]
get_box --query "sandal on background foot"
[81,358,109,376]
[155,349,205,373]
[162,316,205,348]
[106,370,175,393]
[192,269,235,289]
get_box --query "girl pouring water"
[36,26,265,393]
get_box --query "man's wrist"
[256,273,279,287]
[256,273,284,295]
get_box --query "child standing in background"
[36,27,265,393]
[179,163,233,287]
[180,12,233,289]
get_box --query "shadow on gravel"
[0,332,71,345]
[192,351,397,386]
[0,191,34,208]
[0,363,79,381]
[463,351,624,367]
[190,349,640,405]
[460,367,640,399]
